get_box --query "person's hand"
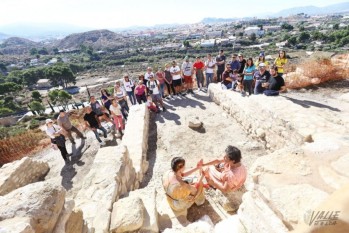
[91,127,96,130]
[197,159,203,168]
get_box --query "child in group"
[109,99,124,137]
[231,69,240,91]
[146,95,160,113]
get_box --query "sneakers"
[162,107,166,112]
[100,141,106,146]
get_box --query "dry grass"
[285,57,348,89]
[0,129,49,165]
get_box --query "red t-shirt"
[193,61,205,70]
[135,85,146,95]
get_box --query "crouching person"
[83,106,108,146]
[146,95,160,113]
[162,157,205,213]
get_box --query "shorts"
[173,79,182,87]
[183,75,193,84]
[151,93,162,102]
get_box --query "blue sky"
[0,0,348,28]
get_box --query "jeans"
[159,83,165,98]
[196,69,204,88]
[127,91,136,105]
[206,73,213,88]
[243,79,253,95]
[92,126,107,143]
[254,80,265,95]
[223,83,232,89]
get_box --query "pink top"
[207,163,247,191]
[156,71,165,84]
[135,85,146,95]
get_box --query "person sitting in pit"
[221,63,234,89]
[253,63,271,95]
[262,65,287,96]
[200,145,247,193]
[162,157,205,212]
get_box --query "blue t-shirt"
[244,65,255,81]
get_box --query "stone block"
[65,209,84,233]
[110,196,145,233]
[0,157,49,196]
[331,153,349,178]
[53,200,75,233]
[0,181,65,233]
[0,217,34,233]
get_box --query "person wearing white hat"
[45,119,69,163]
[253,63,271,94]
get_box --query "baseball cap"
[259,63,266,67]
[46,119,53,124]
[259,52,265,57]
[184,56,189,61]
[238,53,242,56]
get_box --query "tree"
[298,32,311,43]
[0,82,22,95]
[288,36,298,45]
[281,23,294,31]
[30,48,38,55]
[38,47,48,55]
[249,33,257,42]
[31,91,42,102]
[45,65,76,88]
[29,101,45,114]
[333,23,340,30]
[48,89,72,110]
[53,48,59,54]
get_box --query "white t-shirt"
[170,66,181,80]
[181,62,193,76]
[205,60,216,74]
[147,80,160,95]
[114,89,126,99]
[46,124,62,139]
[123,80,134,92]
[110,104,122,116]
[144,72,154,81]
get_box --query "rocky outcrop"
[0,181,66,233]
[208,83,349,232]
[122,104,150,185]
[110,196,145,233]
[0,157,49,196]
[75,145,137,233]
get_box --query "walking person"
[164,63,176,99]
[123,75,136,105]
[205,53,216,89]
[45,119,70,163]
[114,81,129,120]
[83,106,108,146]
[135,80,147,104]
[57,109,86,144]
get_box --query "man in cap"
[230,54,240,73]
[253,63,271,94]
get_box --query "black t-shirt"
[216,55,226,70]
[238,59,246,74]
[84,111,99,128]
[222,70,233,85]
[268,75,285,91]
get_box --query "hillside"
[0,37,38,55]
[54,29,125,50]
[275,2,349,16]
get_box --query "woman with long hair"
[274,50,288,77]
[123,75,136,105]
[114,81,129,120]
[242,58,255,96]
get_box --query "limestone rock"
[52,200,75,233]
[110,196,145,233]
[214,215,246,233]
[187,116,203,129]
[0,157,49,196]
[238,191,289,233]
[0,181,66,233]
[331,153,349,178]
[270,184,329,226]
[294,183,349,233]
[318,166,349,190]
[0,217,34,233]
[65,209,84,233]
[163,215,214,233]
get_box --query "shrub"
[29,119,40,129]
